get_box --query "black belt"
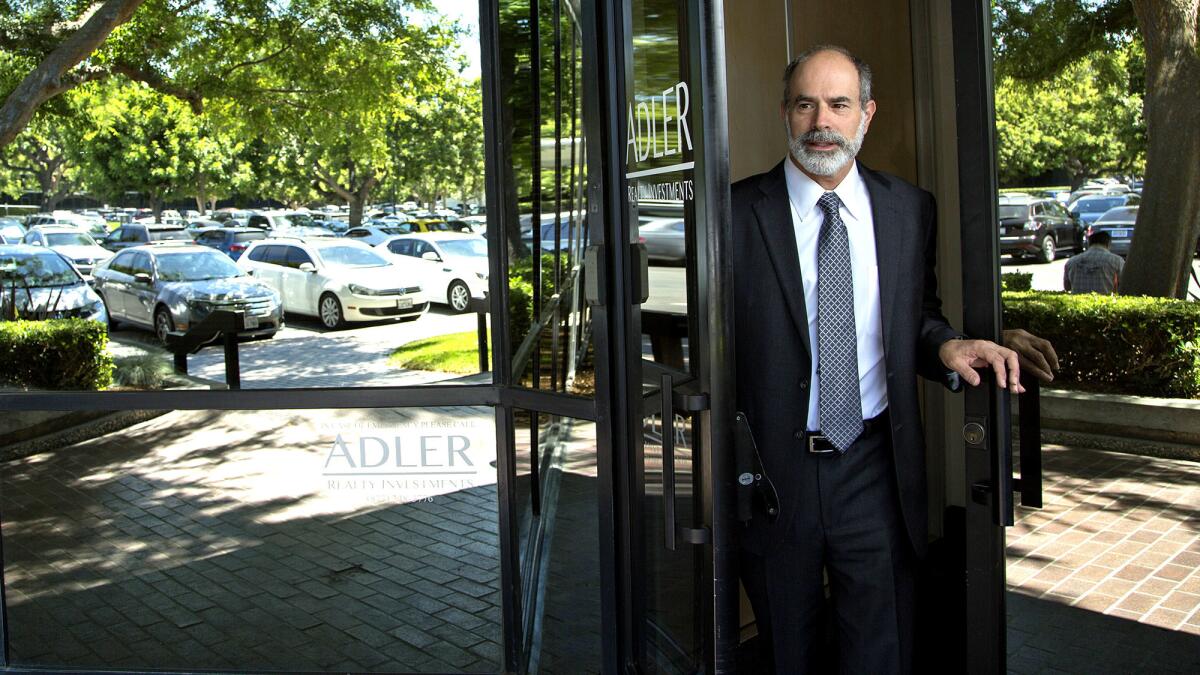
[804,409,890,454]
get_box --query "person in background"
[1064,230,1124,294]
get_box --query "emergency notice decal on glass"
[626,80,694,204]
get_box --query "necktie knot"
[818,192,841,219]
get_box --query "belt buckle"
[807,433,836,454]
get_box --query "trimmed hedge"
[0,319,114,390]
[1001,272,1033,292]
[1003,291,1200,398]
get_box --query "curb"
[1016,388,1200,461]
[0,409,170,463]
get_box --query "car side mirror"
[421,251,441,262]
[133,273,152,285]
[298,262,316,272]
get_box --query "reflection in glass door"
[623,0,736,672]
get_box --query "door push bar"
[661,372,712,551]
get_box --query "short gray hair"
[781,45,873,109]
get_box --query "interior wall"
[724,0,790,182]
[724,0,919,182]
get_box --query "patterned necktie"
[816,192,863,452]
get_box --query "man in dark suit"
[733,45,1023,674]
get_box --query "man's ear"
[862,99,877,132]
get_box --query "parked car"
[374,233,489,313]
[21,226,114,278]
[246,210,316,232]
[1088,206,1138,257]
[101,224,194,252]
[997,198,1084,263]
[93,244,282,344]
[25,212,104,237]
[193,227,270,260]
[0,244,108,323]
[0,217,26,242]
[343,224,418,246]
[1070,194,1139,227]
[639,217,686,264]
[237,237,426,329]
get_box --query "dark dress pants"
[741,420,917,674]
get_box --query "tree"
[388,76,485,209]
[0,99,89,210]
[0,0,433,151]
[79,80,199,219]
[995,48,1144,188]
[995,0,1200,298]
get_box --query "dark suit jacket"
[732,159,961,558]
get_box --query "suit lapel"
[750,161,811,358]
[862,164,902,347]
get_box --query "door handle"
[660,372,711,551]
[1014,378,1043,508]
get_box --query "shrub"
[113,354,173,389]
[508,277,534,348]
[1001,272,1033,292]
[0,319,114,390]
[1003,291,1200,398]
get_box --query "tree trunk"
[1121,1,1200,298]
[150,195,162,223]
[0,0,147,150]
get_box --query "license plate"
[244,315,259,329]
[1112,229,1131,239]
[396,298,413,309]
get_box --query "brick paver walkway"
[1,407,502,673]
[1006,442,1200,673]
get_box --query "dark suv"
[193,227,268,260]
[998,198,1084,263]
[101,224,193,252]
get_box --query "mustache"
[797,129,848,148]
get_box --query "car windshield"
[380,226,406,235]
[997,205,1029,220]
[1074,197,1125,213]
[437,239,488,258]
[0,252,80,286]
[282,213,315,227]
[156,252,243,281]
[45,232,96,247]
[318,245,389,268]
[150,229,192,241]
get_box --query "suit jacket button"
[799,380,809,389]
[794,430,805,440]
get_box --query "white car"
[21,226,113,278]
[238,237,427,328]
[374,233,489,313]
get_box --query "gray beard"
[788,115,868,177]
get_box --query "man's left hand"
[938,338,1024,394]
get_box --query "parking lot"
[1003,253,1200,296]
[110,306,484,389]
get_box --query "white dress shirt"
[783,158,888,430]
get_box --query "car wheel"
[1036,235,1056,263]
[154,307,174,345]
[448,280,471,313]
[319,293,345,329]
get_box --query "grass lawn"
[389,331,489,374]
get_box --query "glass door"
[619,0,736,672]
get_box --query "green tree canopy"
[995,47,1144,188]
[994,0,1200,298]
